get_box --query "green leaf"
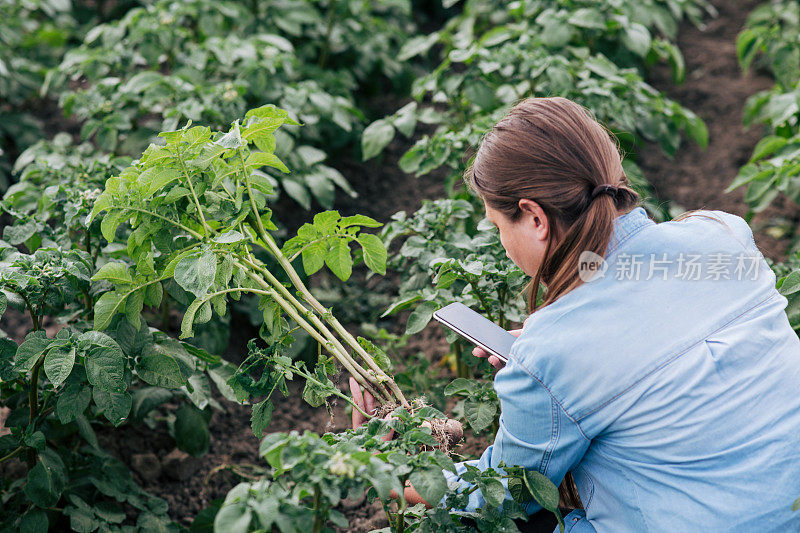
[362,119,395,160]
[213,505,252,533]
[130,387,173,421]
[4,220,38,245]
[92,262,133,284]
[750,135,788,163]
[301,240,326,276]
[779,271,800,296]
[406,301,438,335]
[523,469,560,513]
[141,167,182,198]
[325,239,352,281]
[57,384,92,424]
[24,449,66,507]
[464,399,498,433]
[381,294,422,318]
[479,477,507,508]
[398,32,439,61]
[622,23,652,57]
[246,152,289,173]
[100,209,124,243]
[189,144,226,170]
[357,336,392,371]
[137,352,184,389]
[0,337,18,381]
[93,291,126,330]
[174,404,210,457]
[213,230,244,244]
[357,233,387,275]
[251,399,273,438]
[568,8,605,29]
[20,509,49,533]
[79,331,125,392]
[208,364,243,403]
[175,252,217,298]
[180,298,212,339]
[215,121,244,149]
[44,345,76,388]
[15,331,51,374]
[339,214,381,228]
[75,415,99,450]
[792,496,800,512]
[409,467,447,506]
[444,378,479,396]
[92,388,132,426]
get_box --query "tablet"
[432,302,516,363]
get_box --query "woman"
[351,96,800,531]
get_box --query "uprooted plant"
[89,105,463,446]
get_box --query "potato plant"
[0,144,248,530]
[0,244,176,531]
[90,105,417,427]
[728,0,800,215]
[362,0,709,206]
[212,407,564,532]
[49,0,421,209]
[0,0,90,187]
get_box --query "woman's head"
[466,96,641,312]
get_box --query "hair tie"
[591,184,618,200]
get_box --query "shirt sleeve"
[441,355,591,514]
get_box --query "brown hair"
[465,96,642,509]
[466,96,641,314]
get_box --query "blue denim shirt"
[442,206,800,531]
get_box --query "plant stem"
[289,363,373,419]
[236,266,388,403]
[0,446,24,463]
[318,0,336,68]
[176,147,209,236]
[123,206,204,239]
[236,255,390,402]
[240,163,405,405]
[18,292,39,331]
[27,355,44,469]
[247,226,408,407]
[312,486,326,533]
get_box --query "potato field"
[2,0,800,531]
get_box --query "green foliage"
[90,105,405,426]
[445,378,499,435]
[0,0,92,188]
[730,1,800,215]
[209,407,563,532]
[49,0,421,208]
[364,0,711,196]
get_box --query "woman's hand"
[348,377,394,441]
[472,328,522,369]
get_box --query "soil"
[1,1,791,531]
[637,0,798,262]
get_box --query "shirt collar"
[605,206,654,258]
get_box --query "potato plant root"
[374,398,464,454]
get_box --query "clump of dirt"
[374,397,465,454]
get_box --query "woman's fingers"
[472,345,489,358]
[364,389,376,417]
[349,377,366,428]
[487,355,505,369]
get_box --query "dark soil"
[638,0,797,262]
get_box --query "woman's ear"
[518,199,549,240]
